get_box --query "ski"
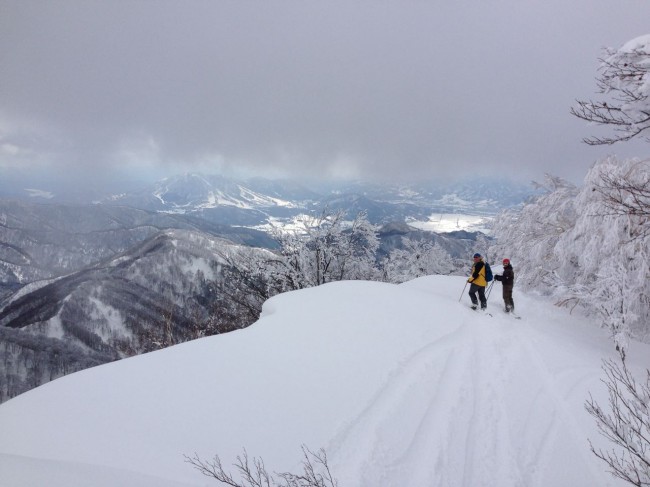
[468,305,492,317]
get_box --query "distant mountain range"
[3,173,537,227]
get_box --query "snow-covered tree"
[211,210,381,323]
[594,159,650,231]
[566,158,650,350]
[382,238,456,284]
[563,32,650,348]
[489,174,579,292]
[271,209,380,288]
[571,35,650,145]
[490,158,650,346]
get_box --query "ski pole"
[486,280,495,299]
[458,281,468,302]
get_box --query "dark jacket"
[495,264,514,288]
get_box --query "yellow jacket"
[468,260,487,287]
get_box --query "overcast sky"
[1,0,649,187]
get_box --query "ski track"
[330,309,613,487]
[328,324,471,486]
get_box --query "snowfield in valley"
[0,275,647,487]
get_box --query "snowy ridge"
[0,276,65,310]
[1,275,647,487]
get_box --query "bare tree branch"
[185,446,338,487]
[571,43,650,145]
[585,351,650,486]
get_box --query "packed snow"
[0,275,648,487]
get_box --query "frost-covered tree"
[211,210,381,323]
[490,158,650,347]
[594,159,650,231]
[571,35,650,145]
[271,209,380,288]
[553,158,649,349]
[569,158,650,350]
[490,174,579,291]
[382,239,456,284]
[333,211,381,282]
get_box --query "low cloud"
[1,0,648,187]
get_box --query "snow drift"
[0,275,648,487]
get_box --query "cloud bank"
[1,0,648,186]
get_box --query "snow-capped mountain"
[103,173,317,215]
[150,173,302,210]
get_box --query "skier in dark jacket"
[467,253,487,310]
[494,258,515,312]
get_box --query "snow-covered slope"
[1,276,647,487]
[152,173,300,210]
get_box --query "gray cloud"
[1,0,649,187]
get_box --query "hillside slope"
[0,229,267,402]
[0,198,275,300]
[1,275,648,487]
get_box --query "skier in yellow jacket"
[468,253,487,310]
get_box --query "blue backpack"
[484,262,493,282]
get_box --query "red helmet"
[503,258,510,265]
